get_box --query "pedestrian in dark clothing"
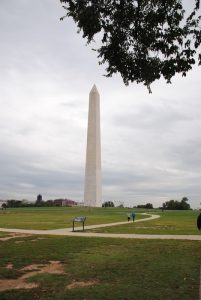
[131,211,136,222]
[197,213,201,230]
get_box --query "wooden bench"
[72,216,86,232]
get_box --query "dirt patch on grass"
[21,261,65,276]
[6,263,13,270]
[66,279,99,289]
[0,261,66,292]
[0,279,38,291]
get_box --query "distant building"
[37,194,42,202]
[53,199,77,207]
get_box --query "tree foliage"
[60,0,201,92]
[1,203,7,210]
[163,197,191,210]
[137,203,153,209]
[102,201,115,207]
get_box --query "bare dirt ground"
[66,279,100,290]
[0,260,100,292]
[0,261,66,292]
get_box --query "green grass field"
[0,207,200,299]
[0,207,147,230]
[88,210,201,235]
[0,235,200,300]
[0,207,200,235]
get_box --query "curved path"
[0,213,200,240]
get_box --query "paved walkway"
[0,213,200,240]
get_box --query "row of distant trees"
[4,200,35,208]
[135,203,153,209]
[2,196,191,210]
[162,197,191,210]
[102,202,153,208]
[2,195,77,208]
[135,197,191,210]
[102,197,191,210]
[102,201,115,207]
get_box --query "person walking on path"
[197,213,201,230]
[132,211,136,222]
[127,212,131,222]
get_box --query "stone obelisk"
[84,85,102,207]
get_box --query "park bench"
[72,216,86,232]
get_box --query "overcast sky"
[0,0,201,208]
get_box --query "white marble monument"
[84,85,102,207]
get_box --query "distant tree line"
[1,196,191,210]
[5,200,35,208]
[2,195,78,208]
[135,203,153,209]
[162,197,191,210]
[102,201,115,207]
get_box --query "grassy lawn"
[0,235,200,300]
[0,209,200,299]
[88,210,201,235]
[0,207,147,230]
[0,207,200,235]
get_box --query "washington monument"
[84,85,102,207]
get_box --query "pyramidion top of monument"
[90,84,99,94]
